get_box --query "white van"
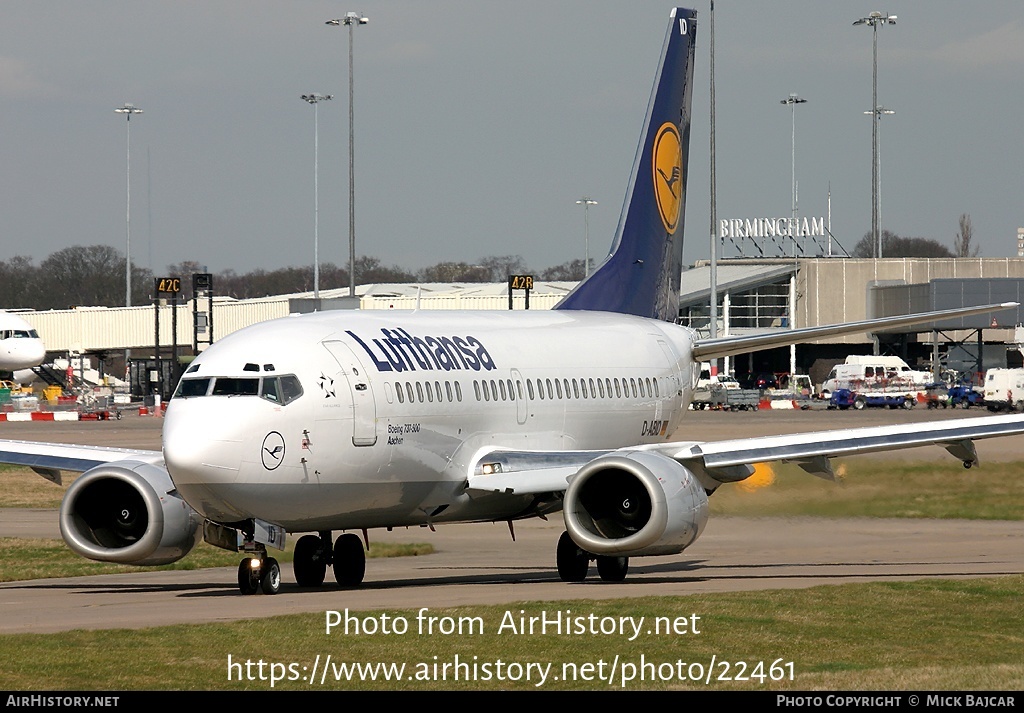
[983,368,1024,412]
[820,355,931,396]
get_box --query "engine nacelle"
[563,451,709,557]
[59,460,202,566]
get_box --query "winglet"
[554,8,696,322]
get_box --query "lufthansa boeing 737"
[3,8,1024,595]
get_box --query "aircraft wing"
[0,439,160,485]
[466,413,1024,495]
[692,302,1018,361]
[467,449,611,495]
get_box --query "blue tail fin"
[555,7,696,322]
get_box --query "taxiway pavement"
[2,408,1022,634]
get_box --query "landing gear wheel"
[237,558,259,595]
[556,531,589,582]
[596,555,629,582]
[260,557,282,595]
[293,534,328,587]
[333,533,366,587]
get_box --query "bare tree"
[38,245,151,309]
[852,230,954,258]
[354,256,416,284]
[419,261,490,282]
[954,213,980,257]
[478,254,528,281]
[540,258,586,281]
[0,256,39,308]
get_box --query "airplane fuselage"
[0,313,45,373]
[163,310,699,532]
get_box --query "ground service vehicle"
[983,368,1024,412]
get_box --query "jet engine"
[59,460,202,566]
[563,451,709,557]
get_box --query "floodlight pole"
[575,198,597,276]
[302,93,333,300]
[780,94,807,250]
[115,103,142,307]
[865,105,895,257]
[854,11,896,258]
[327,12,369,298]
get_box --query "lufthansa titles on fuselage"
[347,328,496,374]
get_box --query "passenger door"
[322,340,378,446]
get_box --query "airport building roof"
[679,262,796,309]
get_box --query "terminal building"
[679,257,1024,387]
[11,254,1024,398]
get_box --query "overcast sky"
[2,1,1022,278]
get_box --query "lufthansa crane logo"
[652,122,682,233]
[261,431,286,471]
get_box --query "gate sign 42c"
[155,277,182,295]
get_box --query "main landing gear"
[556,531,629,583]
[236,530,367,595]
[290,531,366,589]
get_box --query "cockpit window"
[262,377,282,403]
[174,377,211,398]
[0,330,38,340]
[280,375,303,403]
[211,377,259,396]
[174,374,303,403]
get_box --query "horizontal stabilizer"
[693,302,1018,362]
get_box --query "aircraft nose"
[163,399,249,519]
[26,340,46,365]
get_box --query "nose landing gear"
[236,529,368,595]
[237,555,282,595]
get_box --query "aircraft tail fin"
[554,7,696,322]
